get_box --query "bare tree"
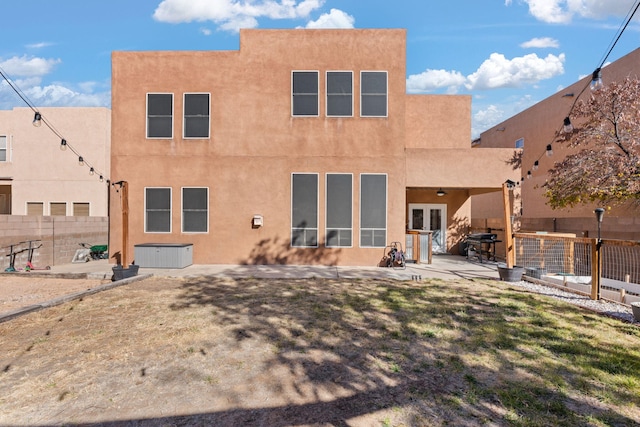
[543,77,640,208]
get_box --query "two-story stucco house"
[110,29,516,266]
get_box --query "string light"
[519,0,639,181]
[0,66,109,185]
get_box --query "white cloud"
[0,55,60,78]
[200,27,213,36]
[305,8,354,28]
[520,37,559,48]
[153,0,325,32]
[407,52,565,93]
[465,52,565,90]
[406,69,466,93]
[472,105,505,138]
[511,0,637,24]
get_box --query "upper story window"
[0,136,7,162]
[184,93,210,139]
[292,71,319,117]
[147,93,173,139]
[515,138,524,149]
[326,71,353,117]
[361,71,388,117]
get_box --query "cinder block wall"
[0,216,108,270]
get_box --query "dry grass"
[1,275,639,426]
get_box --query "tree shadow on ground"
[69,277,639,426]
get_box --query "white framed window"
[147,93,173,138]
[292,71,319,117]
[360,71,388,117]
[182,187,208,233]
[326,173,353,247]
[183,93,210,138]
[360,174,387,247]
[0,136,7,162]
[145,187,172,233]
[50,202,67,216]
[326,71,353,117]
[26,202,43,216]
[291,173,318,247]
[73,202,90,217]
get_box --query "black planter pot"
[112,264,140,281]
[497,264,524,282]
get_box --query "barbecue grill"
[465,233,501,263]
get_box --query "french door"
[408,204,447,253]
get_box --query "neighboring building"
[475,48,640,241]
[0,107,111,216]
[110,29,516,266]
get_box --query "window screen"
[360,174,387,247]
[361,71,388,117]
[291,173,318,247]
[326,174,352,247]
[0,136,6,162]
[147,93,173,138]
[145,188,171,232]
[50,202,66,216]
[292,71,319,116]
[182,187,208,233]
[184,94,210,138]
[26,202,43,216]
[73,202,90,216]
[327,72,353,117]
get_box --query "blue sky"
[1,0,639,137]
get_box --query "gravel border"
[508,279,639,324]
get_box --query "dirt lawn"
[1,274,639,426]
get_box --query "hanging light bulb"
[99,175,104,182]
[78,156,84,166]
[591,68,603,91]
[533,160,539,171]
[60,139,67,151]
[563,117,573,133]
[546,144,553,157]
[527,171,532,179]
[89,167,95,175]
[32,112,42,127]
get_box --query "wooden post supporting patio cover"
[502,182,515,268]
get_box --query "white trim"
[182,93,211,139]
[290,172,319,248]
[325,172,354,248]
[146,93,174,139]
[325,71,354,118]
[291,70,320,117]
[181,186,209,234]
[408,203,447,253]
[360,70,388,118]
[144,187,172,233]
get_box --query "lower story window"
[326,173,352,247]
[145,188,171,233]
[360,174,387,247]
[291,173,318,247]
[182,187,208,233]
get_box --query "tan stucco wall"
[110,29,516,265]
[0,107,111,216]
[477,48,640,234]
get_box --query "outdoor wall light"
[591,68,603,91]
[32,112,42,127]
[563,117,573,133]
[436,188,446,197]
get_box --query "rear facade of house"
[110,29,515,266]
